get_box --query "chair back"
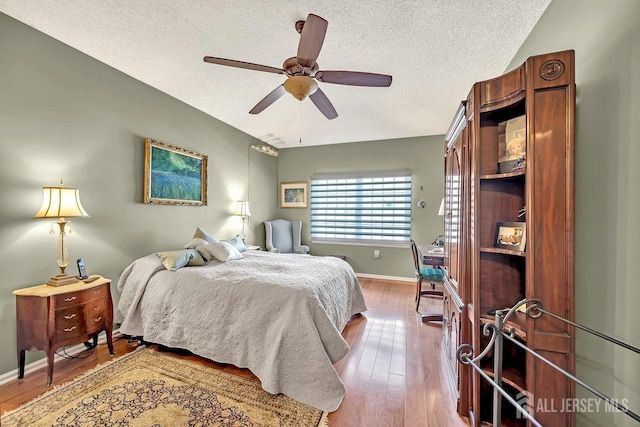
[410,239,421,272]
[265,219,293,253]
[264,219,309,254]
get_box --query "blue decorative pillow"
[222,236,248,253]
[155,249,205,271]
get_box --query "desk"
[418,245,444,268]
[416,245,444,323]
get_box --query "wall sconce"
[34,179,90,286]
[233,200,251,241]
[438,198,445,216]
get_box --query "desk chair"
[411,239,444,319]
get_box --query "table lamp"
[34,179,90,286]
[233,200,251,242]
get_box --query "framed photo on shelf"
[494,221,526,251]
[497,115,526,173]
[280,181,308,208]
[143,138,208,206]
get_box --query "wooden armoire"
[441,50,575,426]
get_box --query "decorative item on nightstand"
[233,200,251,242]
[34,179,90,286]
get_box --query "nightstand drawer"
[55,306,86,328]
[54,319,87,341]
[85,298,108,333]
[53,283,109,309]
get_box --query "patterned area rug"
[1,347,327,426]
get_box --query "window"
[310,171,412,245]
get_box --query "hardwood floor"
[0,277,469,426]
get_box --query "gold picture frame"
[280,181,308,208]
[143,138,208,206]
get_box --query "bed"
[115,249,367,412]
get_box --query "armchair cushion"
[294,245,310,254]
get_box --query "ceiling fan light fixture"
[283,76,318,101]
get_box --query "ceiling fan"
[203,14,392,120]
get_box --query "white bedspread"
[115,250,367,412]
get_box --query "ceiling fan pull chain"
[299,102,302,144]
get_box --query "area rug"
[1,346,327,426]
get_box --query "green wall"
[276,136,445,278]
[0,13,278,376]
[506,1,640,425]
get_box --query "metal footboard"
[456,299,639,426]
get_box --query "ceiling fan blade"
[203,56,284,74]
[309,88,338,120]
[316,70,392,87]
[297,14,328,68]
[249,84,286,114]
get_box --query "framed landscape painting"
[280,181,308,208]
[143,138,208,206]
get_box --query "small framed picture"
[494,222,526,251]
[280,182,308,208]
[497,115,526,173]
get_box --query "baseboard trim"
[355,273,414,283]
[0,329,123,387]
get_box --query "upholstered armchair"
[264,219,310,254]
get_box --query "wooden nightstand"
[13,276,115,386]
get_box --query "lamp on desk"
[34,179,90,286]
[431,198,445,248]
[233,200,251,241]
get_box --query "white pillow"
[193,227,219,244]
[204,242,244,262]
[183,237,212,261]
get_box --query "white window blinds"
[310,171,412,244]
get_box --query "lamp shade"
[438,198,445,216]
[34,180,89,219]
[234,200,251,217]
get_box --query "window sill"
[311,240,409,248]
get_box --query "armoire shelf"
[480,364,526,393]
[479,247,526,257]
[479,312,527,342]
[479,170,526,180]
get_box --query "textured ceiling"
[0,1,551,148]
